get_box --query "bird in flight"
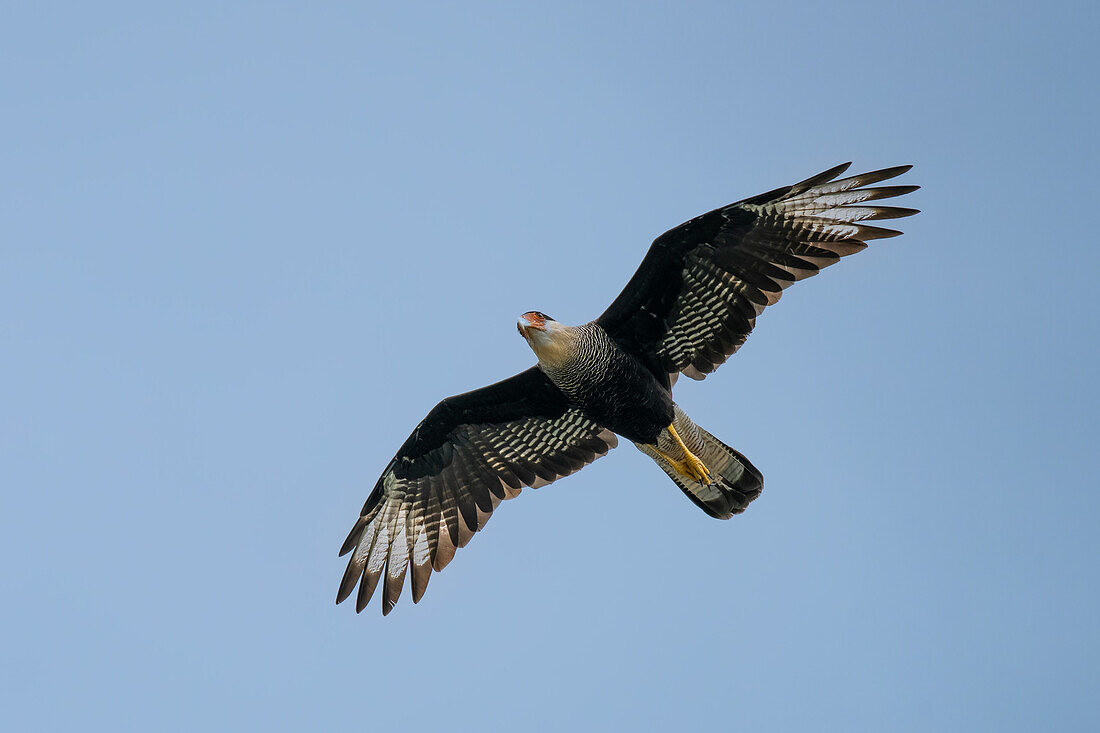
[337,162,918,615]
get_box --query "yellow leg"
[661,423,712,483]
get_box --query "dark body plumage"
[338,162,919,614]
[536,322,674,445]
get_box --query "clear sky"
[2,2,1097,731]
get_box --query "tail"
[636,407,763,519]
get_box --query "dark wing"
[337,366,617,615]
[598,163,919,380]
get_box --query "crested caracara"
[337,163,919,614]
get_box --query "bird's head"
[517,311,574,367]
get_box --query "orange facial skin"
[517,311,547,337]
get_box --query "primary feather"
[338,163,918,614]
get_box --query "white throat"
[526,326,575,369]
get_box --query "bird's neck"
[529,326,578,371]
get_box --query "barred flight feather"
[340,162,917,617]
[337,367,617,615]
[598,163,918,380]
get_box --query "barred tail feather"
[637,410,763,519]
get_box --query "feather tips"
[338,400,616,615]
[624,163,917,380]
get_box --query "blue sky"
[2,2,1097,731]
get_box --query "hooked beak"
[517,312,546,338]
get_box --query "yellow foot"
[663,424,712,483]
[667,455,712,483]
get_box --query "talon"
[663,424,712,483]
[687,454,711,483]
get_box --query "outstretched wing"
[337,366,617,615]
[598,163,919,380]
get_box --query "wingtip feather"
[338,516,366,557]
[336,561,362,605]
[855,223,904,240]
[793,162,852,191]
[411,564,431,603]
[862,206,920,220]
[356,568,382,613]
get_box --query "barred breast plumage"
[535,322,674,445]
[338,162,918,614]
